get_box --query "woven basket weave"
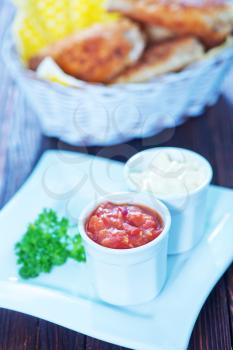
[2,27,233,146]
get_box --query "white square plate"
[0,151,232,350]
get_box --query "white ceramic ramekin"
[78,192,171,306]
[124,147,213,255]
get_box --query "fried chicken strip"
[106,0,233,47]
[28,19,145,83]
[113,37,204,83]
[145,24,176,43]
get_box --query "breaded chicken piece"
[145,24,176,43]
[113,37,204,83]
[106,0,233,47]
[28,19,145,83]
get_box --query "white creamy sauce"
[130,151,207,196]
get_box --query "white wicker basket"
[2,27,233,146]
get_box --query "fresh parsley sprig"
[15,209,86,279]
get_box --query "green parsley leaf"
[15,209,86,279]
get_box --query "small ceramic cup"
[124,147,213,255]
[78,192,171,306]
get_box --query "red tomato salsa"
[86,202,164,249]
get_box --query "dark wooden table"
[0,2,233,350]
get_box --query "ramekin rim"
[78,191,171,255]
[124,147,213,201]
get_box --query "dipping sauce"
[130,150,207,196]
[86,202,164,249]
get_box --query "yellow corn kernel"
[14,0,119,63]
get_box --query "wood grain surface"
[0,1,232,349]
